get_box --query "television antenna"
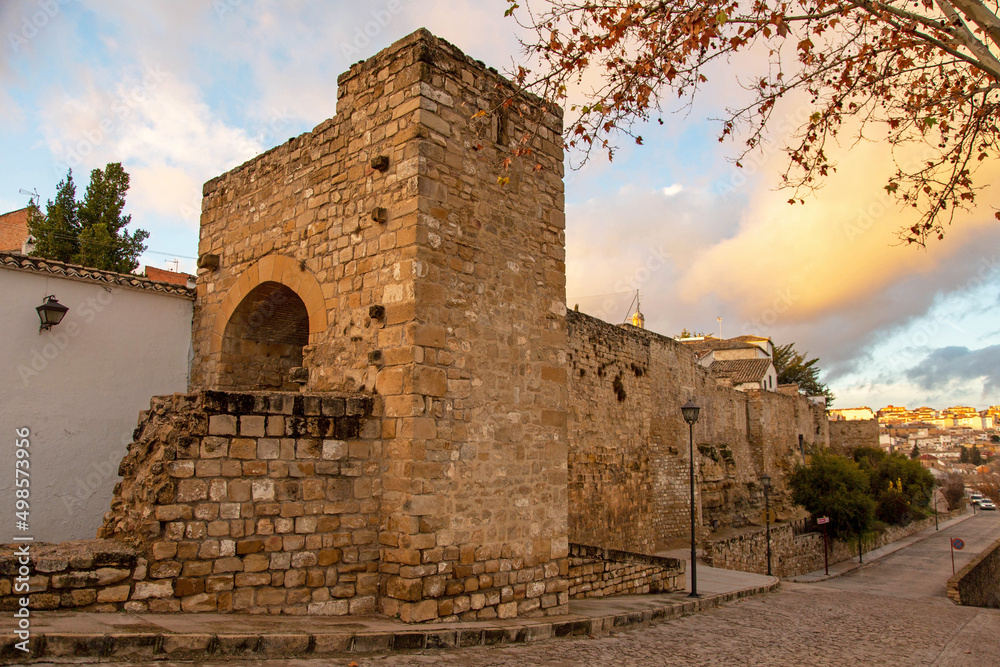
[19,188,39,208]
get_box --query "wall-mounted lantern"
[36,295,69,332]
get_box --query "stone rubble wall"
[948,535,1000,608]
[566,544,684,599]
[98,390,382,615]
[0,540,138,612]
[704,509,965,577]
[566,310,829,554]
[828,419,880,456]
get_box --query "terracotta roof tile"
[0,250,195,298]
[709,358,773,385]
[729,334,771,343]
[145,265,195,286]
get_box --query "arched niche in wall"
[218,282,310,390]
[207,254,328,390]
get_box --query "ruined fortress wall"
[828,418,879,455]
[566,311,827,554]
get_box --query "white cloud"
[36,71,263,215]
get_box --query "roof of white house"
[710,358,773,385]
[0,250,195,298]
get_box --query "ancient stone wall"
[828,419,879,455]
[0,540,138,612]
[51,28,839,624]
[704,509,964,577]
[178,30,566,623]
[566,544,683,598]
[99,391,381,614]
[948,535,1000,608]
[566,311,829,554]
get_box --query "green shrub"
[875,490,911,525]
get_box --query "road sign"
[817,517,830,525]
[952,538,965,550]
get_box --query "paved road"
[347,512,1000,666]
[36,513,1000,666]
[817,508,1000,600]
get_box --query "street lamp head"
[760,474,771,491]
[681,400,700,425]
[36,295,69,332]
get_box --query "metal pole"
[823,523,829,575]
[858,533,863,564]
[764,487,772,576]
[688,420,699,598]
[934,488,939,530]
[951,540,955,575]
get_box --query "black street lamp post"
[761,474,772,576]
[681,400,701,598]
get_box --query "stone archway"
[218,282,310,390]
[209,255,328,390]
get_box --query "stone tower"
[187,29,569,621]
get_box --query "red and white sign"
[817,517,830,525]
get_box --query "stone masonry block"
[322,439,348,460]
[258,438,280,459]
[252,479,275,501]
[176,479,208,502]
[240,415,266,437]
[229,438,257,459]
[386,576,423,601]
[201,436,229,458]
[131,580,174,600]
[208,415,237,436]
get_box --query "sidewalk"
[788,507,977,582]
[1,566,777,664]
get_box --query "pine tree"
[27,163,149,273]
[27,171,80,262]
[773,342,835,404]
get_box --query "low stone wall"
[948,536,1000,608]
[98,390,382,615]
[704,509,964,577]
[0,540,139,612]
[566,544,683,598]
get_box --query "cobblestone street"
[353,583,998,666]
[357,514,999,666]
[68,586,997,667]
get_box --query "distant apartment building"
[877,405,912,424]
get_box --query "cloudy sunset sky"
[2,0,998,411]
